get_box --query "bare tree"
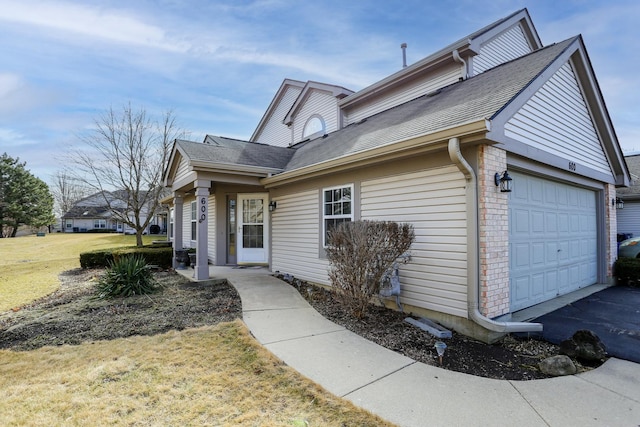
[68,104,184,246]
[50,170,90,227]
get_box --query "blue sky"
[1,0,638,183]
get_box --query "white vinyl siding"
[361,166,468,318]
[473,24,532,74]
[616,201,640,239]
[505,62,611,176]
[175,156,191,183]
[345,63,461,125]
[509,172,597,311]
[254,86,302,146]
[271,190,329,285]
[207,195,216,264]
[292,90,338,143]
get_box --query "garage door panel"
[531,211,545,233]
[532,242,545,265]
[509,172,597,311]
[513,209,529,234]
[513,276,530,304]
[531,273,545,297]
[545,271,557,293]
[545,242,558,263]
[546,212,557,232]
[513,243,529,267]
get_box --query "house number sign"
[568,161,576,171]
[199,197,207,223]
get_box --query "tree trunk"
[136,230,144,247]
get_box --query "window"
[169,208,174,240]
[93,219,106,229]
[323,185,353,246]
[191,201,197,241]
[65,219,72,229]
[303,115,325,139]
[242,198,264,248]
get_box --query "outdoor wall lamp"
[613,197,624,209]
[494,171,513,193]
[268,201,277,212]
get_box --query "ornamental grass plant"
[96,254,160,298]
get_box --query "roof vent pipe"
[401,43,407,68]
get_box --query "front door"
[237,193,269,264]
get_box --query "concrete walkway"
[192,267,640,427]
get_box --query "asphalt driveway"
[533,285,640,363]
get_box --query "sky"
[1,0,639,184]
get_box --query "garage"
[509,172,598,311]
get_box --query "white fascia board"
[189,160,283,177]
[263,119,489,187]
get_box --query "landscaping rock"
[539,355,577,376]
[559,329,607,362]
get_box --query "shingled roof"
[175,136,294,170]
[171,37,575,177]
[283,38,574,172]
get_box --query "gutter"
[448,137,542,333]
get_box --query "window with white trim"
[191,201,197,241]
[169,208,174,240]
[323,184,353,247]
[93,219,106,229]
[303,115,325,139]
[65,219,73,229]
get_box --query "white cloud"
[0,0,189,52]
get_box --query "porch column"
[195,186,210,280]
[172,193,184,269]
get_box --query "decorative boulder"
[559,330,607,362]
[539,355,577,376]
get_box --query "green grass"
[0,233,159,311]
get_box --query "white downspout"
[448,137,542,333]
[452,49,468,80]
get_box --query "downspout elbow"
[447,137,542,334]
[452,49,468,80]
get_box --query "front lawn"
[0,233,391,426]
[0,233,159,312]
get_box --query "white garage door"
[509,172,597,311]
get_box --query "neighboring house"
[162,9,629,341]
[62,191,167,235]
[616,154,640,239]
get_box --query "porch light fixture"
[268,201,277,212]
[613,197,624,209]
[494,171,513,193]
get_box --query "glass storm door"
[237,193,269,264]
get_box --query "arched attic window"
[302,115,325,139]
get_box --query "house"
[616,154,640,239]
[162,9,629,342]
[62,191,167,235]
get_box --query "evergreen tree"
[0,153,55,237]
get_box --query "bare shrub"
[325,221,414,319]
